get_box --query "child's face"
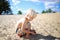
[26,16,34,21]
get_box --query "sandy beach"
[0,13,60,40]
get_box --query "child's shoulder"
[17,17,25,23]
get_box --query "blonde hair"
[25,9,37,19]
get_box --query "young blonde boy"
[16,9,37,38]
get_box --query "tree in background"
[53,11,56,13]
[42,10,46,13]
[47,9,52,13]
[0,0,13,15]
[42,8,56,13]
[17,11,22,15]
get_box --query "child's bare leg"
[23,29,35,38]
[23,30,29,38]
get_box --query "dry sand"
[0,13,60,40]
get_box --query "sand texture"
[0,13,60,40]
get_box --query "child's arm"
[16,22,22,33]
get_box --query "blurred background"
[0,0,60,15]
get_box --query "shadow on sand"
[22,34,60,40]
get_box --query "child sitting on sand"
[16,9,37,38]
